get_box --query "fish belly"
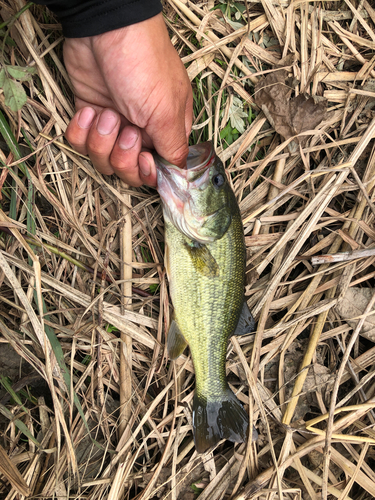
[165,215,249,452]
[165,216,244,384]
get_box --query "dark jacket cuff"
[34,0,163,38]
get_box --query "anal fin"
[167,319,188,360]
[233,301,256,336]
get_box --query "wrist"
[89,13,168,50]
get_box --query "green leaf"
[225,15,244,30]
[0,109,24,162]
[234,3,246,13]
[16,388,38,405]
[191,483,204,494]
[0,69,5,88]
[0,2,34,31]
[27,177,36,245]
[0,110,34,225]
[248,107,256,122]
[228,96,248,134]
[149,283,159,294]
[106,324,119,333]
[5,36,16,47]
[0,375,30,413]
[220,122,231,140]
[7,64,36,81]
[0,403,41,447]
[81,355,92,366]
[0,110,24,220]
[3,78,27,111]
[0,32,16,46]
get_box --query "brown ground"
[1,0,375,499]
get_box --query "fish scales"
[165,210,244,400]
[155,142,257,453]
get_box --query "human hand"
[63,13,193,187]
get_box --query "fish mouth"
[155,142,215,174]
[155,142,218,243]
[186,142,215,174]
[154,142,216,203]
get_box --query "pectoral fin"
[185,242,219,278]
[167,319,188,359]
[233,301,256,336]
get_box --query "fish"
[155,142,258,453]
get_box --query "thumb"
[138,135,189,186]
[139,111,192,185]
[151,123,190,169]
[146,93,193,169]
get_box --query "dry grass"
[1,0,375,498]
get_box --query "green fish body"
[155,142,257,453]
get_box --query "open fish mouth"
[186,142,215,176]
[155,143,219,243]
[155,142,214,172]
[155,142,215,187]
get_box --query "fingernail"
[97,109,119,135]
[119,127,138,150]
[77,107,95,129]
[139,154,151,177]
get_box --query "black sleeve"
[34,0,163,38]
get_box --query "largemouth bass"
[155,142,257,453]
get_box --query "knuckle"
[117,170,143,187]
[110,152,142,185]
[91,154,113,174]
[87,140,108,158]
[65,130,81,150]
[93,164,113,176]
[110,151,137,171]
[129,179,143,187]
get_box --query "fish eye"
[212,173,225,188]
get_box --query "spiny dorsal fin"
[233,301,256,336]
[184,242,219,278]
[167,319,188,359]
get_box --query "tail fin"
[192,387,258,453]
